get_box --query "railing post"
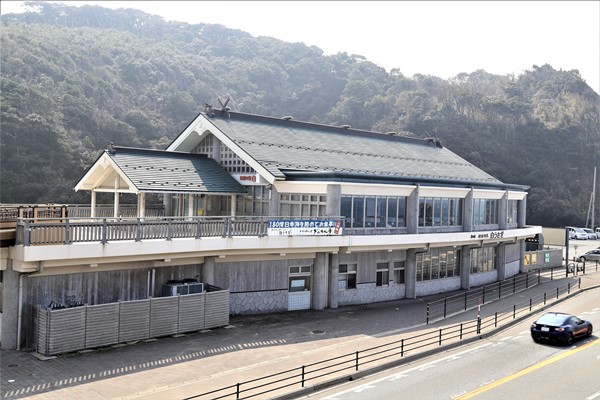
[579,277,581,288]
[568,282,571,294]
[439,329,442,346]
[513,304,516,319]
[136,218,141,242]
[355,351,359,371]
[236,383,240,400]
[494,312,498,328]
[302,365,305,387]
[477,318,481,334]
[101,219,107,244]
[556,287,559,299]
[529,298,532,311]
[167,219,172,241]
[460,323,463,339]
[64,218,70,244]
[24,220,30,246]
[401,339,404,357]
[538,268,541,283]
[426,303,430,325]
[544,292,547,305]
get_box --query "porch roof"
[74,146,247,195]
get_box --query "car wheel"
[565,333,574,345]
[586,327,593,337]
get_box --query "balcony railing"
[15,216,340,246]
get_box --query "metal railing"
[15,216,344,246]
[183,279,581,400]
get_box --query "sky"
[2,1,599,94]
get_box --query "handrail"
[182,278,582,400]
[15,216,346,246]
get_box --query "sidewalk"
[2,270,599,400]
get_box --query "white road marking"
[586,390,600,400]
[519,330,529,335]
[500,336,513,341]
[321,343,493,399]
[388,374,409,381]
[353,385,376,393]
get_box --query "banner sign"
[267,219,343,236]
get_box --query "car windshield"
[536,313,569,325]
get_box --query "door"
[288,265,311,311]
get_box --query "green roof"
[107,147,246,194]
[206,111,502,185]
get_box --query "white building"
[0,108,541,350]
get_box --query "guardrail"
[183,279,581,400]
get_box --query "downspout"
[151,269,156,297]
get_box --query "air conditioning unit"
[162,279,204,296]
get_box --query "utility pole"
[586,166,596,229]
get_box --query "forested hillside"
[1,2,599,227]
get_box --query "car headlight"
[556,327,565,332]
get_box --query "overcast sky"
[2,1,599,94]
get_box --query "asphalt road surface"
[303,288,600,400]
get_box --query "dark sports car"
[531,312,593,345]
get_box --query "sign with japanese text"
[267,219,343,236]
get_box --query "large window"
[507,200,518,224]
[236,186,270,216]
[419,197,463,227]
[376,262,389,286]
[339,263,357,290]
[280,194,327,217]
[416,248,460,282]
[341,195,406,228]
[473,199,498,225]
[470,247,496,273]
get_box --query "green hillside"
[1,2,599,227]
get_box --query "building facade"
[0,108,541,350]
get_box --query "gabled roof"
[175,110,503,186]
[75,146,246,194]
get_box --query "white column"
[230,194,237,217]
[113,176,120,218]
[91,190,97,218]
[138,192,146,218]
[188,193,194,218]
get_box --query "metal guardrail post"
[579,277,581,288]
[529,298,532,311]
[302,366,305,387]
[236,383,240,400]
[568,282,571,294]
[401,339,404,357]
[544,292,547,304]
[556,287,559,299]
[426,303,430,324]
[438,329,442,346]
[513,305,516,319]
[355,351,359,371]
[494,312,498,328]
[460,323,463,339]
[476,318,481,334]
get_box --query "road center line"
[456,339,599,399]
